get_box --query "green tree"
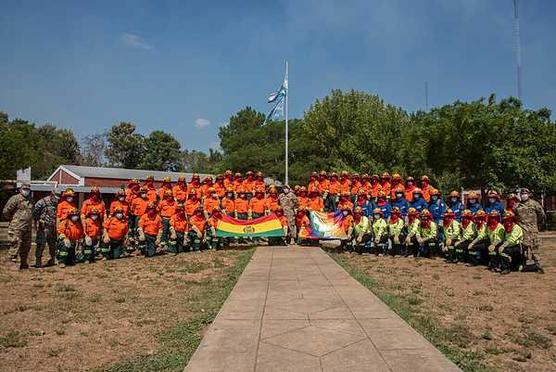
[105,122,145,169]
[33,124,81,179]
[141,130,182,171]
[0,115,41,179]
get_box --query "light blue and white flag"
[265,73,288,123]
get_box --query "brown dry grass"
[332,233,556,372]
[0,248,253,372]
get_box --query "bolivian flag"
[216,214,285,238]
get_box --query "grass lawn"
[0,248,254,372]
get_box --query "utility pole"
[513,0,523,101]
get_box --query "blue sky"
[1,0,555,151]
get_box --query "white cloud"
[195,118,211,129]
[120,33,153,50]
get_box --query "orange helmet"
[381,172,391,179]
[163,176,171,183]
[420,209,432,218]
[177,176,186,182]
[408,207,419,216]
[164,189,173,197]
[113,206,124,214]
[377,191,386,199]
[87,207,100,216]
[354,206,363,214]
[475,210,487,218]
[503,210,516,221]
[443,209,455,218]
[392,173,402,180]
[430,188,441,196]
[421,175,430,182]
[90,186,100,194]
[63,188,75,197]
[462,209,473,218]
[372,208,383,216]
[468,191,480,199]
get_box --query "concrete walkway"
[185,246,461,372]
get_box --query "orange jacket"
[422,185,433,203]
[298,196,310,209]
[207,215,220,229]
[390,183,406,199]
[172,184,188,202]
[57,219,84,241]
[242,180,255,193]
[131,197,148,217]
[235,198,249,214]
[125,188,139,204]
[307,180,320,193]
[56,200,77,220]
[308,196,324,212]
[328,180,340,195]
[170,214,188,233]
[214,183,226,198]
[146,187,158,203]
[84,218,103,238]
[204,197,220,213]
[103,217,129,240]
[187,184,202,198]
[341,215,354,233]
[81,199,106,219]
[223,177,233,189]
[221,198,235,215]
[254,181,266,193]
[266,196,280,212]
[185,199,200,217]
[233,180,245,193]
[338,200,354,211]
[249,197,267,215]
[318,179,330,193]
[339,179,351,194]
[110,200,130,217]
[350,182,362,195]
[405,185,416,202]
[158,186,173,200]
[158,199,177,218]
[139,213,162,236]
[189,215,207,233]
[381,181,391,197]
[370,183,382,198]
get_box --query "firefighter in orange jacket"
[81,186,107,222]
[308,190,324,212]
[254,172,266,193]
[307,171,320,193]
[169,204,188,253]
[206,208,224,250]
[144,176,158,203]
[129,186,149,243]
[243,171,256,197]
[381,172,392,198]
[317,171,330,195]
[101,206,129,259]
[339,171,351,195]
[266,187,281,213]
[188,174,202,198]
[203,187,221,218]
[296,207,312,245]
[173,176,188,203]
[214,175,227,198]
[110,190,130,217]
[233,172,244,193]
[185,191,201,217]
[158,176,173,200]
[369,174,382,199]
[83,207,103,263]
[350,173,362,196]
[297,186,310,209]
[200,176,214,198]
[420,175,434,203]
[158,190,177,246]
[235,191,250,220]
[56,188,78,225]
[125,179,140,204]
[221,188,236,217]
[189,206,208,251]
[249,190,267,219]
[390,173,405,200]
[223,170,234,189]
[405,176,417,202]
[137,203,163,257]
[57,208,84,267]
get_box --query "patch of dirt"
[0,249,243,372]
[338,233,556,371]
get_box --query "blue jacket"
[446,200,465,221]
[392,198,409,217]
[410,197,428,213]
[466,201,484,215]
[428,199,447,224]
[355,200,375,217]
[485,201,504,216]
[376,202,391,220]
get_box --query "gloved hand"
[137,228,146,242]
[374,237,380,245]
[393,236,400,245]
[454,240,462,247]
[102,232,110,245]
[58,234,66,240]
[468,242,475,250]
[355,236,362,244]
[404,236,411,245]
[445,238,452,247]
[63,238,71,248]
[85,236,93,246]
[170,230,177,240]
[155,237,161,246]
[417,237,424,245]
[499,241,509,250]
[487,244,496,253]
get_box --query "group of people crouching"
[334,205,524,275]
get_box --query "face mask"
[67,197,74,203]
[469,199,477,205]
[431,196,438,202]
[396,193,403,199]
[71,215,79,222]
[91,215,99,221]
[118,196,125,202]
[148,210,156,216]
[211,193,217,198]
[21,189,31,197]
[407,182,413,186]
[227,193,233,198]
[140,193,147,198]
[451,197,458,203]
[488,198,496,204]
[115,213,124,219]
[413,195,420,200]
[284,189,290,194]
[374,214,381,220]
[342,211,349,216]
[520,194,529,201]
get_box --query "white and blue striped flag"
[265,73,288,122]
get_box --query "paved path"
[185,246,461,372]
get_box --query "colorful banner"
[299,211,348,240]
[216,214,285,238]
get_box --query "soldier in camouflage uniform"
[2,183,34,269]
[514,188,545,270]
[278,185,299,245]
[32,189,60,267]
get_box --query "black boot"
[33,257,42,268]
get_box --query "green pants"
[100,238,124,259]
[83,238,99,262]
[144,234,158,257]
[167,232,186,253]
[188,231,203,251]
[161,217,171,244]
[206,234,223,250]
[128,215,139,239]
[57,239,77,266]
[446,240,462,262]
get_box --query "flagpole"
[285,60,289,185]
